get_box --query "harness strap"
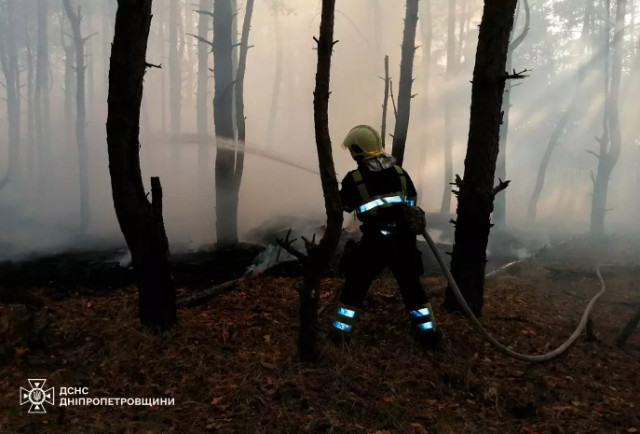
[394,165,407,196]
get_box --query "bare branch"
[276,229,308,262]
[194,9,214,18]
[586,149,601,159]
[504,68,531,80]
[492,178,511,196]
[189,33,214,48]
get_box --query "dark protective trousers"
[339,227,429,309]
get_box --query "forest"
[0,0,639,432]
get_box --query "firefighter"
[330,125,441,348]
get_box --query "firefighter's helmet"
[342,125,383,161]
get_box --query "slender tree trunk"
[495,0,530,227]
[26,26,36,178]
[196,0,211,137]
[267,9,283,149]
[440,0,456,213]
[214,0,238,245]
[0,0,21,191]
[107,0,177,331]
[390,0,419,167]
[299,0,342,362]
[590,0,625,240]
[527,0,594,222]
[169,0,182,138]
[443,0,518,316]
[380,55,390,149]
[35,0,51,194]
[417,0,432,205]
[59,10,75,138]
[63,0,90,231]
[616,305,640,346]
[527,109,573,222]
[229,0,254,224]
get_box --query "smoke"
[0,0,639,262]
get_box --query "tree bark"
[296,0,343,362]
[495,0,530,228]
[390,0,419,167]
[440,0,456,214]
[107,0,177,331]
[0,0,21,191]
[213,0,238,245]
[63,0,90,231]
[443,0,517,316]
[590,0,625,240]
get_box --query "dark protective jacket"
[340,159,418,228]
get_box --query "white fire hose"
[421,229,607,363]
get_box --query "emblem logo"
[19,379,55,414]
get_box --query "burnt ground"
[0,235,639,433]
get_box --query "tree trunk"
[616,305,640,346]
[527,108,572,222]
[440,0,456,214]
[60,10,75,139]
[196,0,211,138]
[63,0,90,231]
[35,0,51,195]
[590,0,625,240]
[443,0,517,316]
[527,0,596,222]
[169,0,182,137]
[390,0,419,167]
[300,0,342,362]
[107,0,177,331]
[25,24,36,177]
[229,0,254,226]
[380,55,390,149]
[267,9,283,149]
[417,0,432,205]
[495,0,530,228]
[0,0,21,191]
[213,0,238,245]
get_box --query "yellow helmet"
[342,125,383,161]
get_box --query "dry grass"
[1,239,640,433]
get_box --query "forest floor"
[1,235,640,434]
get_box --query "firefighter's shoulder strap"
[351,169,370,203]
[394,165,407,195]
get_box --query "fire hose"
[421,228,607,363]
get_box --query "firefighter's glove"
[403,205,427,235]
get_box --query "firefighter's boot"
[408,302,442,349]
[328,302,360,344]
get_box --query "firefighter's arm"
[404,170,419,206]
[340,173,357,213]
